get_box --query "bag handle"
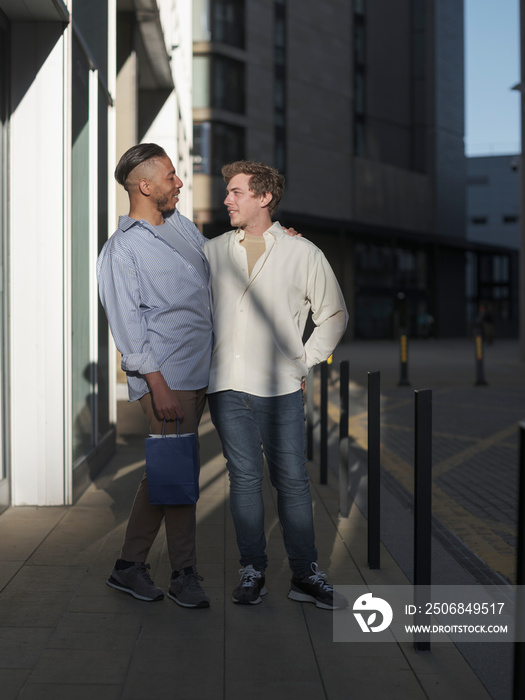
[161,419,181,437]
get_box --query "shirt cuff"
[121,353,160,375]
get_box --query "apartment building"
[192,0,515,341]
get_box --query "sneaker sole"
[167,591,210,608]
[232,586,268,605]
[288,589,339,610]
[106,576,164,602]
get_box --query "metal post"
[474,333,488,386]
[513,423,525,699]
[320,361,328,484]
[368,371,381,569]
[414,388,432,652]
[518,0,525,362]
[339,361,350,517]
[398,332,410,386]
[306,369,314,461]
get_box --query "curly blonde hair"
[222,161,285,216]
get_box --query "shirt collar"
[118,210,179,237]
[233,220,284,242]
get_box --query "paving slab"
[0,341,515,699]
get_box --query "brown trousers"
[120,387,207,572]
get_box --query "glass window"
[493,255,509,283]
[396,248,427,289]
[193,122,212,174]
[212,0,245,48]
[193,55,211,108]
[355,244,394,285]
[193,121,245,176]
[193,0,212,42]
[71,39,93,463]
[213,55,245,112]
[396,248,425,288]
[356,244,427,290]
[479,254,510,284]
[355,296,394,339]
[97,81,110,440]
[194,55,244,113]
[211,122,245,174]
[396,249,415,272]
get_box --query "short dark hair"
[114,143,167,189]
[221,161,285,216]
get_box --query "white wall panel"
[9,22,68,505]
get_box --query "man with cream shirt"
[205,161,349,609]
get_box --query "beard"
[154,187,177,214]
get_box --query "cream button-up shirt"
[204,222,348,397]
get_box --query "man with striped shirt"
[97,144,212,608]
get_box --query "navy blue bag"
[145,419,199,505]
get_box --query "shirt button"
[235,354,240,358]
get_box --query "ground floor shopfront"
[0,0,193,508]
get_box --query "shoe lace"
[136,563,154,583]
[238,566,262,588]
[182,570,205,592]
[308,563,333,592]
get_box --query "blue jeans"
[208,390,317,578]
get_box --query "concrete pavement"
[0,338,522,699]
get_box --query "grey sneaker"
[232,565,267,605]
[288,563,348,610]
[106,561,164,602]
[168,566,210,608]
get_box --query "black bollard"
[474,333,488,386]
[414,388,432,652]
[368,371,381,569]
[339,361,350,517]
[513,423,525,699]
[306,369,314,461]
[320,362,328,484]
[398,332,410,386]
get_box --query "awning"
[0,0,69,21]
[119,0,174,91]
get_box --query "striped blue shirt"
[97,210,213,401]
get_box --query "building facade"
[192,0,517,341]
[0,0,192,508]
[466,154,520,337]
